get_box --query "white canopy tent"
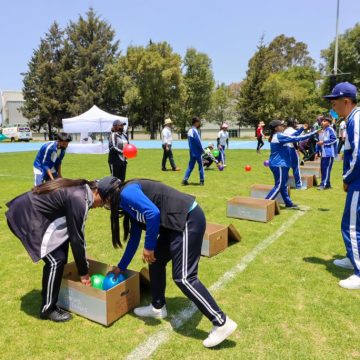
[62,105,128,154]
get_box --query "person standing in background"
[256,121,266,153]
[108,120,129,182]
[182,117,204,186]
[161,118,180,171]
[316,116,337,190]
[33,132,72,186]
[284,119,302,189]
[217,123,229,166]
[337,118,347,155]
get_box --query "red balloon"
[123,144,138,159]
[245,165,252,172]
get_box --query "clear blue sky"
[1,0,359,91]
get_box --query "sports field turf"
[0,149,359,359]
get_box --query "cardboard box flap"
[139,267,151,288]
[274,201,281,215]
[228,224,241,243]
[228,196,275,208]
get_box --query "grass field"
[0,148,359,360]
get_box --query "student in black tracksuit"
[97,176,237,348]
[108,120,129,182]
[5,178,105,322]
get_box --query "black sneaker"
[182,180,189,186]
[40,307,72,322]
[200,181,204,186]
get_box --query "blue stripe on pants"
[289,148,302,188]
[266,166,293,206]
[341,190,360,276]
[320,157,334,187]
[184,155,204,182]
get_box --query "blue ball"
[102,273,127,291]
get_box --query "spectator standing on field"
[315,116,337,190]
[108,119,129,182]
[337,119,347,155]
[217,123,229,166]
[256,121,266,153]
[33,132,72,186]
[161,118,180,172]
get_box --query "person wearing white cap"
[217,123,229,166]
[161,118,180,171]
[323,82,360,289]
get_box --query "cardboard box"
[302,161,321,168]
[299,166,321,177]
[227,196,276,222]
[288,174,315,189]
[201,223,228,257]
[57,259,140,326]
[139,267,151,289]
[250,184,291,205]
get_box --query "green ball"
[91,274,105,289]
[212,149,220,157]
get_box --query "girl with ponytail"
[5,178,105,323]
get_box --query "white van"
[2,126,32,142]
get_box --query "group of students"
[8,120,237,348]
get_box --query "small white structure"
[62,105,128,154]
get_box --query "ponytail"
[268,129,276,143]
[32,178,97,195]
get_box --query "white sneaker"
[133,304,167,319]
[203,317,237,348]
[333,257,354,270]
[339,275,360,290]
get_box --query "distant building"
[0,91,29,126]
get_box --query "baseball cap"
[97,176,121,201]
[323,82,357,100]
[269,120,284,129]
[113,119,126,126]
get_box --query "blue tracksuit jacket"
[316,127,337,157]
[117,183,160,270]
[269,128,317,167]
[187,127,203,157]
[343,107,360,191]
[33,141,66,177]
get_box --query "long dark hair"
[268,128,276,143]
[32,178,97,194]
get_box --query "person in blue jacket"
[97,176,237,348]
[315,116,337,190]
[182,117,205,186]
[324,82,360,289]
[33,132,72,186]
[265,120,319,208]
[283,119,302,189]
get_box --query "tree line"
[21,8,360,137]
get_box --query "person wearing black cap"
[323,82,360,289]
[5,178,105,322]
[108,119,129,182]
[315,116,337,190]
[33,132,72,186]
[266,120,318,208]
[97,176,237,347]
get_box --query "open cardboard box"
[250,184,290,205]
[57,259,140,326]
[227,196,278,223]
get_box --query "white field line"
[126,207,308,360]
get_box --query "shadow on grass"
[129,295,236,348]
[303,256,353,280]
[20,289,41,318]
